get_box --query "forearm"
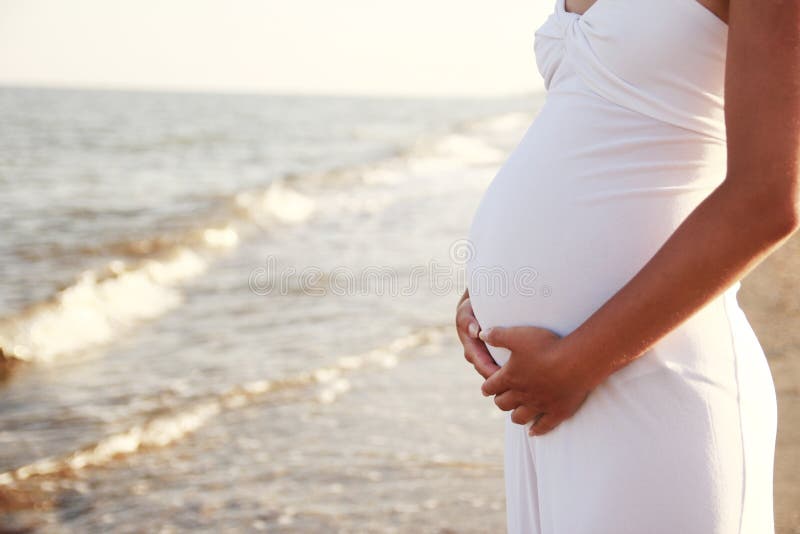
[560,180,798,389]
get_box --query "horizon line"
[0,80,542,101]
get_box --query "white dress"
[465,0,778,532]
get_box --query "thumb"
[481,364,512,397]
[478,326,514,350]
[480,325,560,352]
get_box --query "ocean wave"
[0,108,529,368]
[0,326,446,486]
[232,181,316,225]
[390,111,532,175]
[457,110,533,136]
[0,248,205,364]
[75,182,315,259]
[0,181,317,366]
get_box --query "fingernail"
[468,323,479,338]
[479,328,491,342]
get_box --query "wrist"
[553,332,615,391]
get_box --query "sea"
[0,86,544,533]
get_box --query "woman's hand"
[455,289,500,379]
[479,326,597,436]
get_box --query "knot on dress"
[534,0,729,142]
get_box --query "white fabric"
[466,0,777,532]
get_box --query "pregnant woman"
[455,0,799,532]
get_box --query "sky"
[0,0,552,97]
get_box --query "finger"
[479,326,525,350]
[494,390,523,412]
[458,324,499,378]
[479,325,560,351]
[481,366,512,397]
[464,337,500,379]
[528,413,562,436]
[456,299,481,339]
[509,404,538,426]
[478,327,510,349]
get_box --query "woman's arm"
[480,0,800,434]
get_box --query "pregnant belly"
[465,94,727,367]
